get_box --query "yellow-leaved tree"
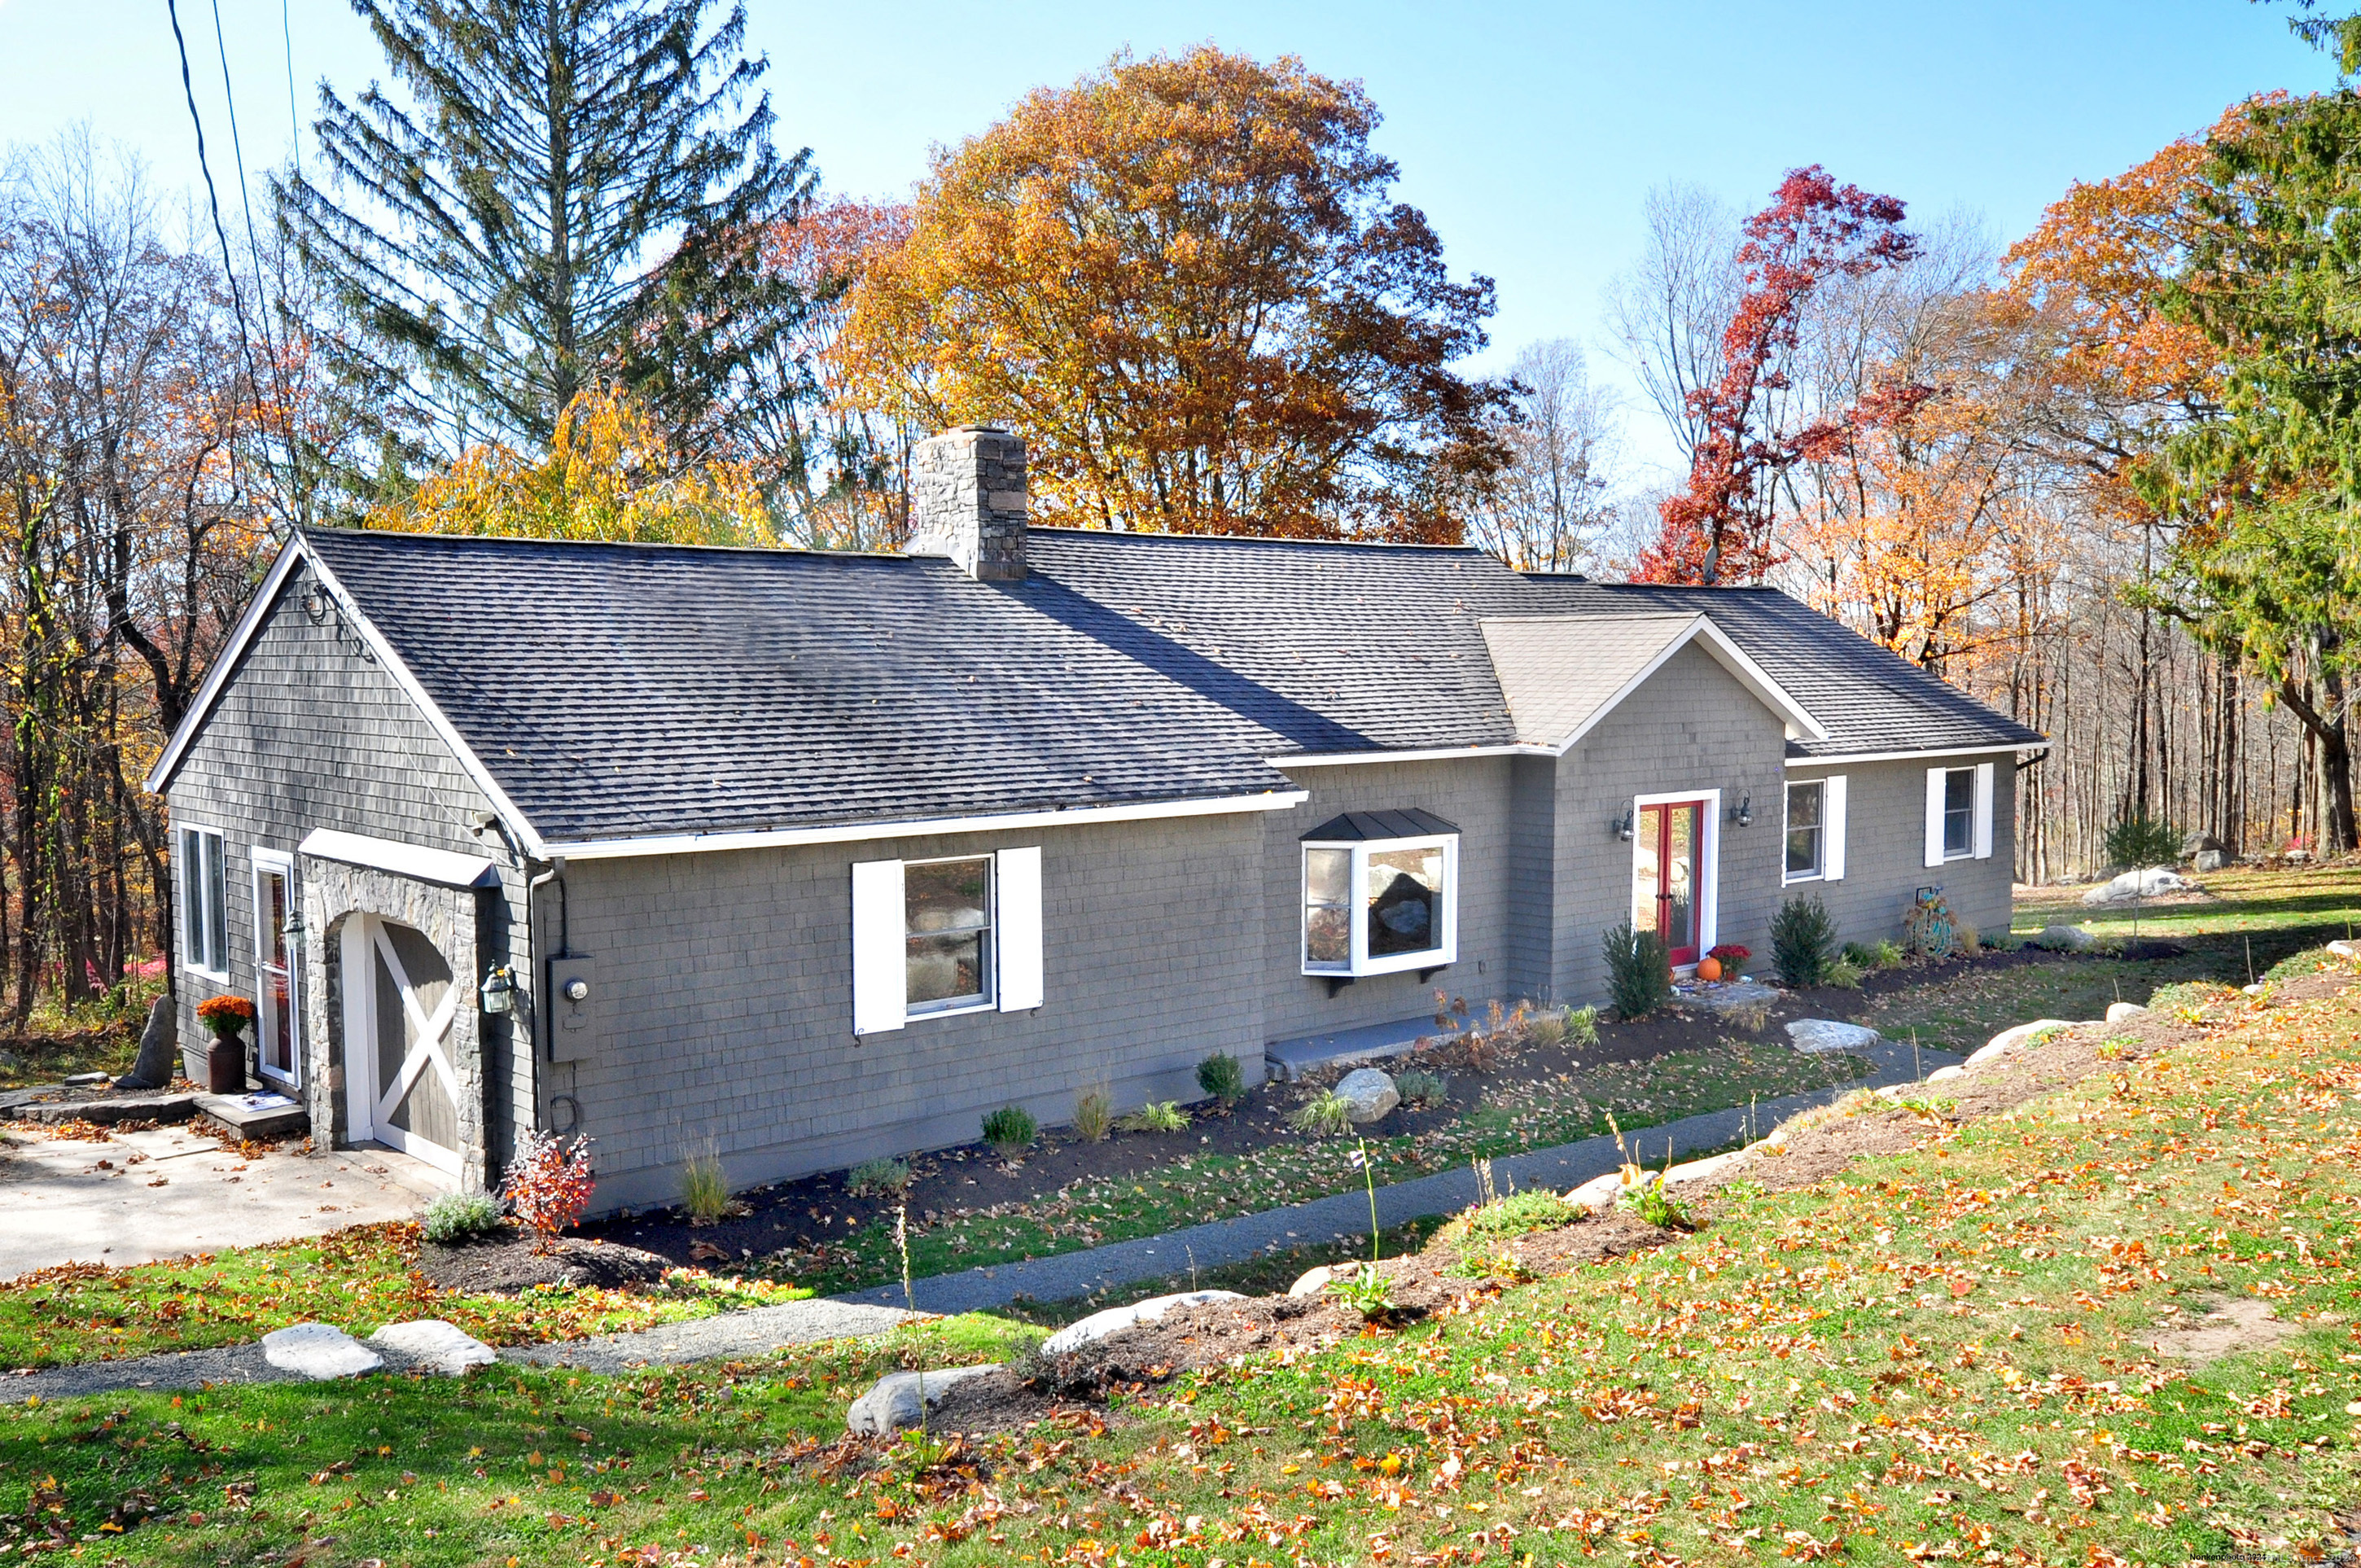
[367,382,773,546]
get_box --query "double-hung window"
[178,825,230,979]
[1783,776,1846,883]
[1923,762,1995,866]
[1299,809,1459,979]
[850,848,1045,1035]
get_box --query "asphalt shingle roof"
[301,529,1298,845]
[283,526,2043,847]
[1512,578,2048,760]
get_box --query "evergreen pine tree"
[277,0,813,464]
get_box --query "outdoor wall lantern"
[480,965,516,1015]
[1612,806,1635,841]
[1729,795,1754,828]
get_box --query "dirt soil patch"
[417,1229,674,1294]
[2148,1295,2305,1366]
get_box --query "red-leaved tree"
[1636,167,1923,585]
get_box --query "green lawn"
[0,1224,809,1370]
[11,960,2361,1564]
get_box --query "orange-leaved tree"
[834,45,1513,540]
[366,381,772,546]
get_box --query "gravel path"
[830,1040,1955,1316]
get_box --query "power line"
[164,0,268,485]
[283,0,300,177]
[207,0,296,480]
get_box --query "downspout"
[524,856,567,1136]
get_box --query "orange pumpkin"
[1695,956,1724,982]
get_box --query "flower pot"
[206,1033,246,1093]
[1695,956,1724,983]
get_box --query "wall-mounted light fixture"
[480,966,516,1015]
[1729,795,1754,828]
[1612,806,1635,841]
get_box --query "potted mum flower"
[1696,944,1751,983]
[195,994,257,1093]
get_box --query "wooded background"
[3,3,2354,1018]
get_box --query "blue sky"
[0,0,2338,479]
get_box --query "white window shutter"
[1973,761,1995,860]
[1924,768,1947,868]
[849,859,906,1036]
[996,847,1045,1012]
[1823,775,1848,882]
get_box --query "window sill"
[185,966,230,986]
[905,998,996,1023]
[1301,953,1453,983]
[1782,870,1824,885]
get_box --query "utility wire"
[165,0,269,510]
[207,0,300,513]
[283,0,300,176]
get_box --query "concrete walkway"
[0,1124,439,1280]
[834,1040,1956,1316]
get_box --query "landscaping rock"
[1662,1151,1746,1188]
[1784,1019,1879,1055]
[2105,1001,2149,1025]
[1967,1019,2075,1067]
[2027,923,2096,952]
[1925,1064,1965,1083]
[1566,1171,1628,1213]
[846,1365,1001,1434]
[1040,1290,1246,1356]
[16,1092,196,1127]
[115,996,179,1091]
[368,1319,495,1376]
[1288,1265,1338,1298]
[2194,849,2230,872]
[2083,867,2194,905]
[261,1322,383,1381]
[2329,939,2360,962]
[1333,1068,1400,1124]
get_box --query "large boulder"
[368,1319,496,1376]
[1040,1290,1245,1356]
[846,1365,1001,1434]
[2328,939,2360,962]
[2105,1001,2148,1025]
[1333,1068,1400,1124]
[114,996,180,1091]
[1566,1170,1627,1212]
[2083,867,2193,905]
[1784,1019,1880,1055]
[1967,1019,2074,1067]
[2193,849,2231,873]
[261,1322,383,1381]
[2027,924,2096,952]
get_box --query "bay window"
[1299,809,1459,979]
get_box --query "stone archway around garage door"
[296,830,504,1196]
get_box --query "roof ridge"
[1027,524,1491,557]
[306,527,923,566]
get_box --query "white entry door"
[343,914,462,1176]
[252,851,300,1088]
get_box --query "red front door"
[1634,800,1705,966]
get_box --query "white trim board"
[1787,741,2048,769]
[300,829,501,888]
[543,790,1310,861]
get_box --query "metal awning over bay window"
[1299,809,1459,981]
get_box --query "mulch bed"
[416,1228,674,1294]
[581,946,2063,1269]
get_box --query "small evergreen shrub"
[1116,1100,1190,1133]
[680,1149,730,1224]
[1824,955,1865,990]
[1395,1068,1448,1110]
[981,1104,1036,1156]
[2101,812,2183,872]
[1071,1083,1113,1143]
[1290,1092,1354,1137]
[1195,1052,1246,1106]
[845,1157,911,1197]
[1770,893,1838,988]
[1563,1004,1600,1048]
[420,1190,502,1243]
[1601,919,1672,1019]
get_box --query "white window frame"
[1783,775,1847,885]
[1629,788,1720,962]
[250,848,300,1088]
[900,853,997,1019]
[1299,833,1460,979]
[1782,779,1825,883]
[178,823,230,981]
[1924,762,1995,866]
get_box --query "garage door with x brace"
[343,913,462,1176]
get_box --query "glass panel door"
[255,863,298,1084]
[1632,801,1706,966]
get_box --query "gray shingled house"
[146,426,2046,1209]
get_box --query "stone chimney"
[905,425,1026,581]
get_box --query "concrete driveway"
[0,1124,438,1280]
